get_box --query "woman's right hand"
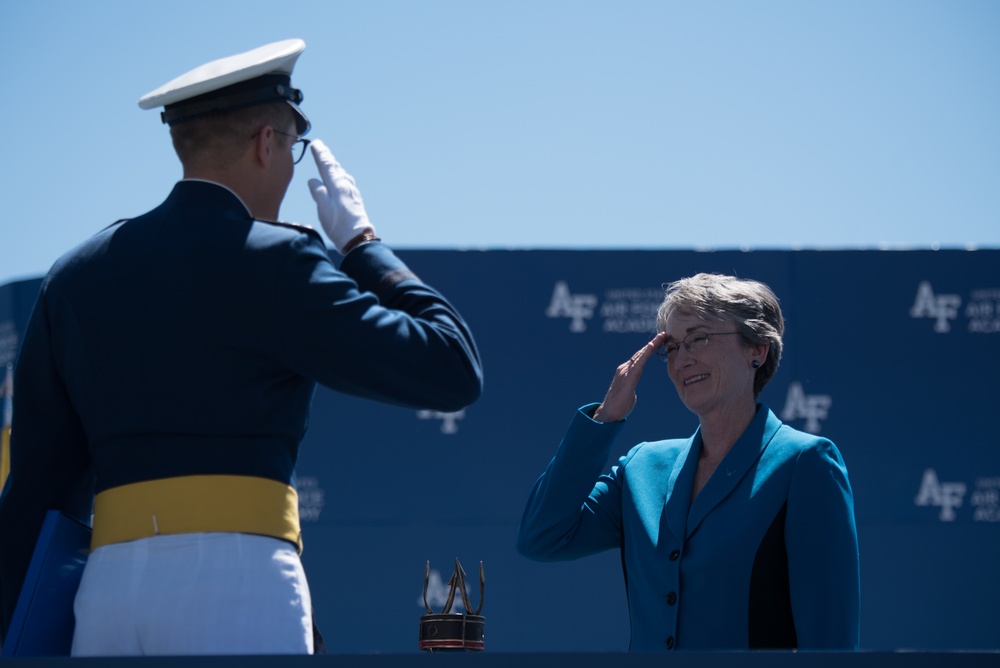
[592,332,668,422]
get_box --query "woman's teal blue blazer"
[517,403,860,651]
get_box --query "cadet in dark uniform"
[0,39,482,655]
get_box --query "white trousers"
[71,532,313,656]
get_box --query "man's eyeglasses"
[251,128,311,164]
[272,129,311,164]
[657,331,740,362]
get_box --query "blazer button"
[669,549,680,561]
[666,592,677,605]
[665,635,675,649]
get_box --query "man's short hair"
[170,102,296,171]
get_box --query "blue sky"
[1,0,998,285]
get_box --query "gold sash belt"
[92,475,301,552]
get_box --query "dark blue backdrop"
[2,249,997,652]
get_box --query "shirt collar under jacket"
[179,178,252,218]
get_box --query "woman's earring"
[751,360,761,368]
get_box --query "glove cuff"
[342,229,381,254]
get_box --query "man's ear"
[253,125,274,167]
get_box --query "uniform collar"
[178,178,253,218]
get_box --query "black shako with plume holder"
[419,558,485,651]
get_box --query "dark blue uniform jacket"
[0,180,483,639]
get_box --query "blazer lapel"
[662,430,700,542]
[685,405,779,538]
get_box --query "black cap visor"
[161,73,311,135]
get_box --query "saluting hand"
[307,139,377,255]
[592,332,668,423]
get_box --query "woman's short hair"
[170,102,295,171]
[656,273,784,399]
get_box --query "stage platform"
[3,652,999,668]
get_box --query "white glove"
[307,139,376,254]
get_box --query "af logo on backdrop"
[779,382,832,434]
[544,281,664,334]
[914,470,1000,523]
[416,409,465,434]
[297,475,326,522]
[914,469,967,521]
[910,280,1000,333]
[909,279,1000,522]
[910,281,961,332]
[545,281,598,332]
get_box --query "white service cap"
[139,39,310,135]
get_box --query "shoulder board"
[255,219,324,243]
[99,218,130,233]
